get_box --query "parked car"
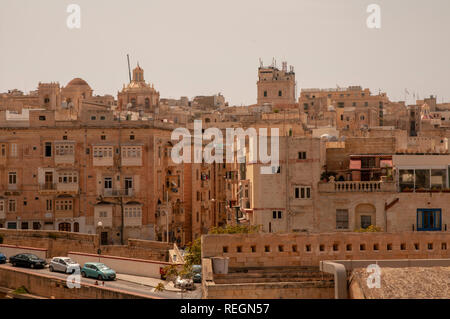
[0,253,6,264]
[81,262,116,280]
[192,264,202,283]
[9,253,46,269]
[174,275,194,290]
[49,257,80,274]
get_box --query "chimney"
[282,61,287,72]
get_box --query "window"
[45,142,52,157]
[8,199,16,212]
[100,116,106,120]
[278,90,282,97]
[99,211,108,218]
[298,152,306,160]
[104,177,112,189]
[0,200,4,213]
[125,177,133,190]
[121,146,141,158]
[55,144,74,156]
[417,209,441,231]
[101,135,106,140]
[39,115,46,121]
[8,172,17,185]
[9,143,18,158]
[58,172,78,184]
[124,206,142,218]
[336,209,349,229]
[58,223,71,232]
[93,146,113,158]
[46,199,53,211]
[295,186,311,199]
[91,116,97,120]
[272,166,281,174]
[130,135,135,140]
[272,211,282,219]
[360,215,372,229]
[56,199,73,211]
[263,91,267,97]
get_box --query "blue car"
[81,262,116,281]
[0,253,6,264]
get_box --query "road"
[0,263,202,299]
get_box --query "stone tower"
[257,60,296,106]
[38,82,61,110]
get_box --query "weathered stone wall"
[0,229,97,257]
[0,230,172,261]
[203,280,334,299]
[0,265,154,299]
[202,232,450,268]
[100,239,172,261]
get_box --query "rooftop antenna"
[127,54,132,83]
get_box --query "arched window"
[44,96,50,104]
[58,222,71,232]
[145,98,150,108]
[74,222,79,232]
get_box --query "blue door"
[417,209,442,231]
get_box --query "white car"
[49,257,80,274]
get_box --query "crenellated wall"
[202,232,450,268]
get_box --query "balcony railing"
[39,183,57,191]
[318,181,396,193]
[102,188,133,197]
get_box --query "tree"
[154,283,165,292]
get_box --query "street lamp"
[97,221,103,262]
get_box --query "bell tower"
[133,63,144,82]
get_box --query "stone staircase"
[213,266,334,284]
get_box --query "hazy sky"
[1,0,449,106]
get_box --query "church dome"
[66,78,91,88]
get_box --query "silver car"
[49,257,80,274]
[174,275,195,290]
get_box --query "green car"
[81,262,116,281]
